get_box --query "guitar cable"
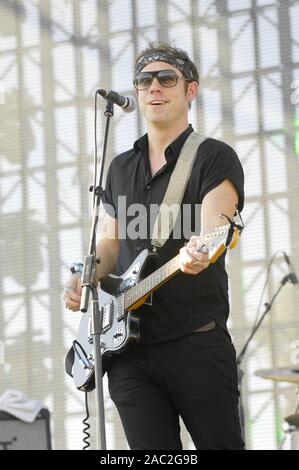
[72,341,92,449]
[73,339,93,369]
[82,391,91,450]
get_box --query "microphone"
[283,252,298,285]
[97,89,137,113]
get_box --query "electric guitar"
[71,213,243,391]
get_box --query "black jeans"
[107,325,244,450]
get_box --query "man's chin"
[146,114,169,125]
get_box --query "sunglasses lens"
[134,70,179,90]
[134,73,153,90]
[157,70,178,87]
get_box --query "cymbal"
[255,368,299,384]
[285,414,299,427]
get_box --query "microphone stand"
[236,273,296,444]
[80,97,114,450]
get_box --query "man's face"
[135,61,197,127]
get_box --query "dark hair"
[135,42,199,83]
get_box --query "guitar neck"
[122,221,240,311]
[124,253,181,310]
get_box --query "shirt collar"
[133,124,194,164]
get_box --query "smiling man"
[64,42,245,450]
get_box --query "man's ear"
[187,81,199,103]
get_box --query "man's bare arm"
[64,213,119,311]
[200,178,239,236]
[179,178,239,274]
[95,213,120,281]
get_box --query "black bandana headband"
[135,52,197,82]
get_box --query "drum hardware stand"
[279,387,299,450]
[236,270,295,445]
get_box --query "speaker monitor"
[0,409,51,450]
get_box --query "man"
[64,43,245,450]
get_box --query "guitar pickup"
[101,302,113,332]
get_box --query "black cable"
[238,250,285,364]
[72,340,92,369]
[252,251,281,329]
[82,391,91,450]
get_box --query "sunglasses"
[133,69,189,90]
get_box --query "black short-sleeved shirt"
[102,125,244,343]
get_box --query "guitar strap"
[151,131,206,249]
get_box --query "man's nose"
[148,77,162,92]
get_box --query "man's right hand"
[63,273,82,312]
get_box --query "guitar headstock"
[199,211,244,263]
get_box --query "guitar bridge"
[113,328,125,345]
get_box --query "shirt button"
[145,184,151,190]
[136,247,141,253]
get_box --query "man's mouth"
[149,100,168,106]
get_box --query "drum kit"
[255,367,299,449]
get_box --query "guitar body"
[72,249,156,391]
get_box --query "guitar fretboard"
[124,254,180,310]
